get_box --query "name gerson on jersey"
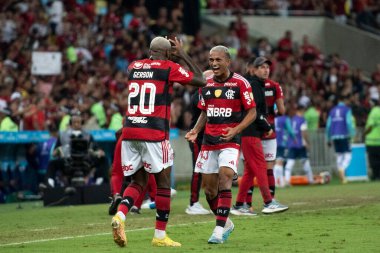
[132,71,154,79]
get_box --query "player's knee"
[218,171,234,190]
[204,187,217,200]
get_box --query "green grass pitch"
[0,180,379,252]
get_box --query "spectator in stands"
[46,0,64,35]
[372,64,380,86]
[107,103,123,131]
[304,98,320,131]
[0,102,18,131]
[326,94,356,184]
[331,0,348,24]
[300,35,320,65]
[233,13,248,42]
[364,99,380,181]
[252,37,272,58]
[277,30,293,61]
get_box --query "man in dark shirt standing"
[231,57,288,215]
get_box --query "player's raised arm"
[169,37,205,87]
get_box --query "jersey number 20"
[128,82,156,114]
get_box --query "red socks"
[155,188,171,230]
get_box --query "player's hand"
[96,150,105,158]
[53,147,63,158]
[263,129,273,138]
[220,127,237,142]
[185,129,198,143]
[169,37,185,58]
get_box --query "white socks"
[284,159,295,184]
[274,164,285,187]
[154,229,166,239]
[116,211,126,221]
[213,226,223,239]
[302,159,314,183]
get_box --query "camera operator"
[44,113,108,187]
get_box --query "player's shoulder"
[205,74,214,81]
[264,79,280,87]
[231,73,250,88]
[129,59,146,70]
[130,59,176,70]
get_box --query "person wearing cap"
[185,45,256,244]
[258,57,287,193]
[231,56,288,216]
[326,94,355,183]
[0,104,18,131]
[239,56,289,203]
[111,36,205,248]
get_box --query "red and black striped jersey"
[262,79,284,140]
[198,72,255,151]
[122,59,193,141]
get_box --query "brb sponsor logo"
[207,107,232,117]
[128,116,148,124]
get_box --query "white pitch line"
[29,227,58,232]
[0,204,363,247]
[0,221,213,247]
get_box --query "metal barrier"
[0,128,365,181]
[304,129,335,173]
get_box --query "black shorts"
[333,138,351,153]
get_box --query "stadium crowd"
[0,0,380,201]
[206,0,380,33]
